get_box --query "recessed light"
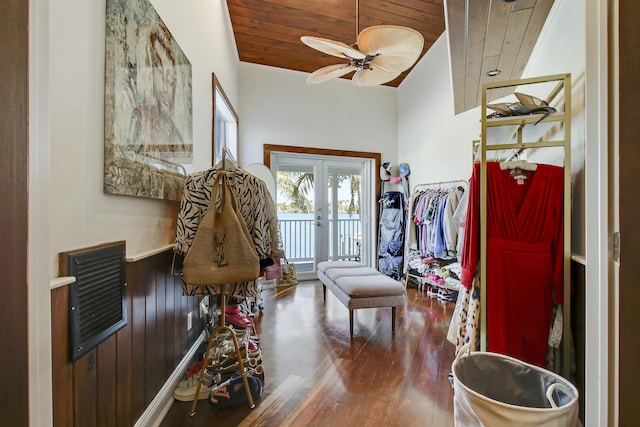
[486,69,501,77]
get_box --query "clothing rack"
[412,180,468,193]
[479,73,572,378]
[404,180,467,290]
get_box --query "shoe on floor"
[173,375,214,402]
[225,311,253,329]
[209,375,263,409]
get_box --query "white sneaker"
[173,375,214,401]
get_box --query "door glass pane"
[275,163,315,274]
[328,166,362,262]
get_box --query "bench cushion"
[324,266,379,281]
[317,260,364,273]
[335,274,404,298]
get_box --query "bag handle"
[545,383,575,408]
[209,172,238,213]
[454,343,472,364]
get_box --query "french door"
[271,153,374,280]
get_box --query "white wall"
[237,62,398,167]
[48,0,238,275]
[398,34,480,187]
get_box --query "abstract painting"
[104,0,193,201]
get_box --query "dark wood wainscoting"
[0,0,29,424]
[51,248,201,427]
[571,259,586,424]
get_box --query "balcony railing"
[278,217,361,263]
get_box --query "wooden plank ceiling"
[446,0,555,113]
[226,0,446,87]
[226,0,553,108]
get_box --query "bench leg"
[392,307,396,334]
[349,310,354,337]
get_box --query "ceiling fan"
[300,1,424,86]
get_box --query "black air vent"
[67,243,127,361]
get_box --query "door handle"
[316,221,321,226]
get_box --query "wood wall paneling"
[571,261,586,424]
[116,273,134,427]
[97,336,118,427]
[144,258,159,404]
[52,286,74,426]
[51,249,201,427]
[618,0,640,423]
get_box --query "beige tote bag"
[183,174,260,285]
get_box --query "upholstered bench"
[317,261,407,336]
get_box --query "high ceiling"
[226,0,446,88]
[225,0,554,112]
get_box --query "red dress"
[460,162,564,367]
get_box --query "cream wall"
[48,0,238,275]
[237,62,398,167]
[35,1,239,424]
[397,34,480,187]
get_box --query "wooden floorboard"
[159,280,456,426]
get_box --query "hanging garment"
[408,187,464,260]
[174,166,284,297]
[460,162,564,367]
[378,191,406,279]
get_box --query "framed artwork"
[212,74,238,166]
[104,0,193,201]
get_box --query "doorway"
[269,150,376,280]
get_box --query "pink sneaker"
[225,311,252,329]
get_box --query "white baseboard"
[134,332,206,427]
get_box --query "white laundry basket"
[452,345,579,427]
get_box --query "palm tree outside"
[277,171,360,214]
[276,169,362,264]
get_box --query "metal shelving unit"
[479,73,572,378]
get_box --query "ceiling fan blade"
[369,54,416,74]
[300,36,366,60]
[307,63,354,84]
[352,68,401,87]
[357,25,424,72]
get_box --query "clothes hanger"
[214,147,238,172]
[499,159,536,185]
[499,159,537,172]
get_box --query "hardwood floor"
[160,281,456,426]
